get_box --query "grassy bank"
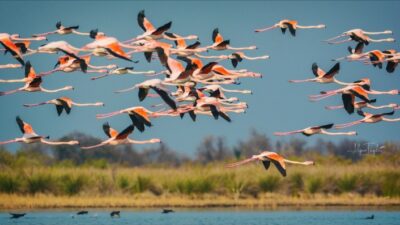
[2,193,399,209]
[0,163,399,209]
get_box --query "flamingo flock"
[0,12,398,177]
[227,23,399,175]
[0,10,267,150]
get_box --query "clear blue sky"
[1,1,399,154]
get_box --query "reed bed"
[0,163,399,209]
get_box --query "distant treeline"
[1,129,399,168]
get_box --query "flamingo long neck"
[368,104,393,109]
[297,25,325,29]
[383,117,400,122]
[289,78,316,83]
[283,159,309,165]
[228,46,256,51]
[333,78,353,86]
[96,110,122,119]
[322,131,355,136]
[0,78,26,83]
[364,31,391,35]
[128,70,156,75]
[127,139,153,144]
[244,55,270,60]
[41,86,71,93]
[73,102,103,107]
[114,85,137,93]
[221,87,252,94]
[369,38,394,43]
[72,30,90,36]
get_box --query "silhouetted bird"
[162,209,174,214]
[10,213,26,219]
[77,210,88,215]
[365,214,375,220]
[110,211,120,217]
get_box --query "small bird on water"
[365,214,375,220]
[10,213,26,219]
[110,211,120,217]
[77,210,88,215]
[162,209,174,214]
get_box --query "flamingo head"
[64,86,74,91]
[387,38,395,42]
[186,35,198,40]
[347,131,357,136]
[149,138,161,143]
[303,161,315,166]
[68,140,79,145]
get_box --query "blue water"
[1,208,399,225]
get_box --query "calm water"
[1,208,399,225]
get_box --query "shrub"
[337,175,357,193]
[259,175,281,192]
[60,174,86,195]
[26,173,54,194]
[288,173,304,195]
[381,172,400,197]
[132,176,154,193]
[0,174,21,193]
[307,177,322,194]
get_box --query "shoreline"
[1,194,400,210]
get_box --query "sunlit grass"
[0,163,399,208]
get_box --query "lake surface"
[1,208,399,225]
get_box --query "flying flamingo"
[165,32,204,53]
[332,42,367,61]
[24,96,104,116]
[155,47,199,84]
[309,84,399,102]
[255,20,325,36]
[274,124,356,136]
[32,21,90,37]
[115,79,177,110]
[83,30,138,62]
[2,40,34,56]
[198,51,270,68]
[335,110,400,129]
[0,75,74,96]
[0,61,37,83]
[381,50,398,73]
[225,151,315,177]
[184,58,261,82]
[0,33,45,65]
[124,10,197,43]
[325,29,394,45]
[96,106,175,132]
[174,56,242,85]
[0,64,21,69]
[326,100,399,114]
[91,67,157,80]
[0,116,79,146]
[289,62,352,85]
[80,122,160,149]
[198,84,252,100]
[40,54,116,77]
[26,41,89,56]
[363,50,395,69]
[126,39,172,62]
[207,28,257,51]
[189,96,248,122]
